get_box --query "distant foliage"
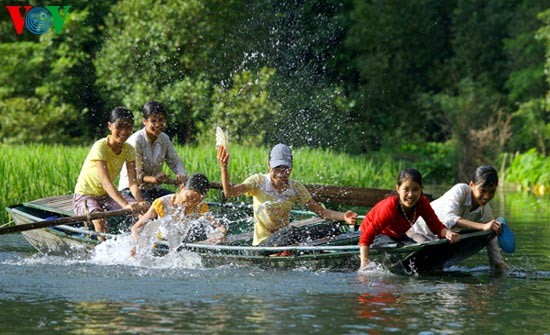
[505,149,549,196]
[0,0,547,186]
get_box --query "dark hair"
[471,165,498,187]
[143,101,166,119]
[185,173,210,196]
[109,107,134,123]
[397,168,423,187]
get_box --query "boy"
[217,143,357,246]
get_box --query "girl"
[409,165,507,273]
[118,100,187,203]
[130,173,226,255]
[359,168,460,270]
[73,107,149,240]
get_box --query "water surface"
[1,191,549,334]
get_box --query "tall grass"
[0,143,400,225]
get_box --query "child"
[409,165,508,273]
[217,143,358,246]
[73,107,149,240]
[119,100,187,203]
[359,168,460,270]
[130,173,226,255]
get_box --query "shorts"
[73,193,135,216]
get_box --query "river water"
[1,191,549,335]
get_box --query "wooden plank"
[305,184,391,207]
[209,182,392,207]
[24,195,74,216]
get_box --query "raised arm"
[217,145,248,198]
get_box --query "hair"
[397,168,423,187]
[109,107,134,123]
[142,101,167,119]
[471,165,498,187]
[185,173,210,196]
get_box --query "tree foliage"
[0,0,547,183]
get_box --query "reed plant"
[1,143,400,225]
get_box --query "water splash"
[357,261,393,277]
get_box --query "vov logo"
[6,5,71,35]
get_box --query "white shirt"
[412,183,494,238]
[118,128,186,191]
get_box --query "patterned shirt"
[241,174,312,245]
[118,128,186,191]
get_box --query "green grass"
[0,143,401,225]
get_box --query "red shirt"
[359,195,446,246]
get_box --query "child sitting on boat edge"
[73,107,149,241]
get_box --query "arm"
[164,137,187,185]
[306,199,357,225]
[455,218,501,233]
[96,160,132,209]
[130,206,158,241]
[217,145,249,197]
[359,245,370,269]
[420,196,458,241]
[126,161,150,212]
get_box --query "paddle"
[0,208,132,235]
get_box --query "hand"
[130,246,136,258]
[174,174,186,186]
[137,201,150,213]
[217,145,230,167]
[344,210,358,225]
[484,219,501,233]
[154,173,169,184]
[445,230,460,244]
[128,201,150,214]
[358,259,370,272]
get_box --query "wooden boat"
[4,186,496,274]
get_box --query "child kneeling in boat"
[130,173,226,256]
[358,168,460,271]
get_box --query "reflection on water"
[0,191,549,334]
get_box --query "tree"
[344,0,455,150]
[0,1,118,143]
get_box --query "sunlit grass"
[0,143,400,224]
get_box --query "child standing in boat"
[73,107,149,240]
[217,143,358,246]
[408,165,508,273]
[130,173,226,256]
[118,100,187,203]
[358,168,460,270]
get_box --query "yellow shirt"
[152,194,210,219]
[151,195,210,240]
[74,137,136,196]
[242,174,312,245]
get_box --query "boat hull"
[7,205,98,256]
[6,196,495,274]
